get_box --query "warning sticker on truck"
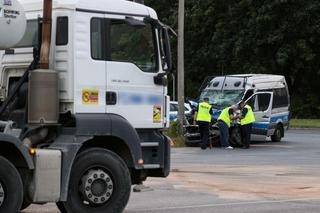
[153,105,161,123]
[82,90,99,105]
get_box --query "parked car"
[169,101,192,122]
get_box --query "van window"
[272,88,289,108]
[247,96,255,110]
[248,93,271,112]
[56,17,68,46]
[257,93,271,112]
[243,89,254,101]
[110,20,157,73]
[15,20,39,48]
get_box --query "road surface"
[23,129,320,213]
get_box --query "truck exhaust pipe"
[28,0,59,126]
[39,0,52,69]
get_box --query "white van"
[199,74,290,144]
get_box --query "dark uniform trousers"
[197,121,210,148]
[241,123,252,148]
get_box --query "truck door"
[105,16,165,129]
[74,12,106,113]
[246,92,274,138]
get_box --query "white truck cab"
[0,0,172,212]
[1,0,171,128]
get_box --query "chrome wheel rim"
[80,169,114,205]
[0,181,4,207]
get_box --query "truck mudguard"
[0,133,34,169]
[50,113,143,201]
[75,113,142,166]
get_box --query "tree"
[145,0,320,118]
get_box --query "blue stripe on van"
[270,114,289,123]
[253,114,290,130]
[212,110,289,130]
[252,122,269,129]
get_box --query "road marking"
[127,198,320,212]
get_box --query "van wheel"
[58,148,131,213]
[230,127,243,147]
[271,125,282,142]
[0,156,23,213]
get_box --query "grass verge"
[170,136,186,147]
[165,121,186,147]
[290,119,320,128]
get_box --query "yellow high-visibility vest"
[241,105,256,125]
[196,102,212,122]
[218,107,231,127]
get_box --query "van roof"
[207,74,286,90]
[20,0,157,19]
[227,74,285,83]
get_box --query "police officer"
[238,100,256,149]
[194,98,213,150]
[217,106,235,149]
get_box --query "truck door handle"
[106,92,117,105]
[262,115,269,119]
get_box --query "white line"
[127,198,320,212]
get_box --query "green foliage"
[290,119,320,128]
[166,121,180,138]
[145,0,320,118]
[171,136,186,148]
[165,121,186,147]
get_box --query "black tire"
[20,200,31,211]
[20,169,32,211]
[229,127,243,147]
[0,156,23,213]
[271,125,282,142]
[56,202,68,213]
[58,148,131,213]
[210,128,221,147]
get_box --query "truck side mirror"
[160,28,172,73]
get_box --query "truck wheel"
[20,200,31,211]
[59,148,131,213]
[271,125,282,142]
[230,127,243,147]
[56,202,68,213]
[20,169,32,211]
[0,156,23,213]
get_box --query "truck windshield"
[200,89,244,109]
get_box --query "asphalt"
[24,129,320,213]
